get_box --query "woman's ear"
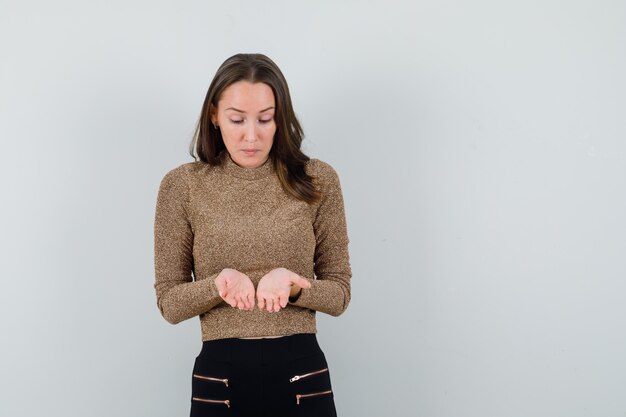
[209,103,217,125]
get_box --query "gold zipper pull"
[296,394,302,405]
[289,367,329,383]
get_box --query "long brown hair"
[189,53,321,204]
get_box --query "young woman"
[154,53,352,417]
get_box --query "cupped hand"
[214,268,255,311]
[256,267,311,313]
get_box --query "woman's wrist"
[289,285,302,298]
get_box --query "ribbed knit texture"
[153,151,352,341]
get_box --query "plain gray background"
[1,1,625,416]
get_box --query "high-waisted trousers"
[189,333,338,417]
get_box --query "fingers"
[263,297,275,313]
[237,291,256,311]
[257,295,284,313]
[278,293,288,309]
[235,296,245,310]
[220,287,255,311]
[295,276,311,289]
[238,294,246,309]
[218,273,257,310]
[216,280,226,299]
[218,285,243,309]
[218,287,235,306]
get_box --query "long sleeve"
[153,165,223,324]
[289,161,352,316]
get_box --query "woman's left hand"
[256,268,311,312]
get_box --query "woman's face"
[210,81,276,169]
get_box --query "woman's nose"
[244,122,258,142]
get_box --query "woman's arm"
[153,165,223,324]
[288,161,352,316]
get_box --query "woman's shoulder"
[161,160,213,179]
[158,161,211,190]
[305,157,342,187]
[305,157,339,177]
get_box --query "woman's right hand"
[214,268,255,311]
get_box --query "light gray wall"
[1,1,625,416]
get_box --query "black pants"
[190,333,338,417]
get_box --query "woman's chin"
[236,152,268,168]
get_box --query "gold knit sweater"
[153,151,352,341]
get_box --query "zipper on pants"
[193,373,229,387]
[289,367,328,383]
[296,390,333,405]
[192,397,231,408]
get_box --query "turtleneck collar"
[220,150,275,180]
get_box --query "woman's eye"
[230,119,243,124]
[260,118,273,124]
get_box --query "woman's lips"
[243,149,258,155]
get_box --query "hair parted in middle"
[189,53,321,204]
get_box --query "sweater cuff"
[288,278,317,307]
[197,274,223,307]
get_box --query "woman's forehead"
[219,81,275,111]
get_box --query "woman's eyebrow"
[225,106,275,113]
